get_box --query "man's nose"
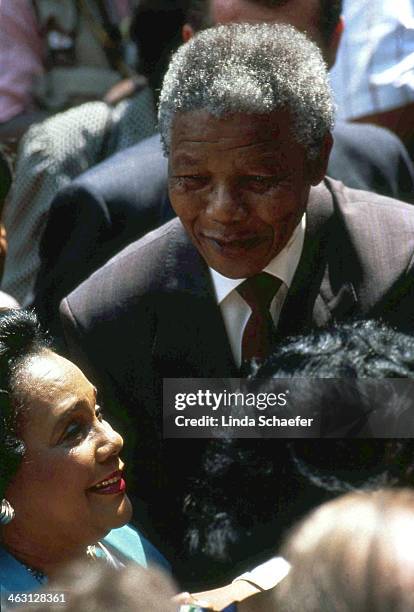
[96,421,124,463]
[206,182,247,223]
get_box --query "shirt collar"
[210,215,306,304]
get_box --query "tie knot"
[237,272,281,311]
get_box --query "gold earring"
[0,498,15,524]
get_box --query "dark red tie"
[237,272,282,366]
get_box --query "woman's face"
[4,350,132,550]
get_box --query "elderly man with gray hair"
[60,23,414,580]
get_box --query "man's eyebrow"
[224,139,282,152]
[171,152,203,167]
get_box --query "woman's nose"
[96,421,124,462]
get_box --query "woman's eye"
[61,421,86,443]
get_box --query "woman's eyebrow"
[51,400,91,436]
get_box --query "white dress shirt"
[209,216,306,367]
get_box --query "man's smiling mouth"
[202,233,267,252]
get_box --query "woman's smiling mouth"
[88,470,126,495]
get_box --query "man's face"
[210,0,325,51]
[169,110,327,279]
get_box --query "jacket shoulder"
[327,178,414,293]
[330,178,414,222]
[61,219,183,322]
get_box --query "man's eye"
[173,176,208,189]
[243,176,279,189]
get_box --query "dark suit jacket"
[59,178,414,572]
[34,122,414,334]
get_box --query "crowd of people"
[1,1,414,610]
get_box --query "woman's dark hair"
[0,309,50,499]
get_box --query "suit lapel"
[277,180,358,337]
[152,222,238,377]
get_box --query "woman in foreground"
[0,309,165,591]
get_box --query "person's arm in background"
[33,183,114,337]
[33,134,171,336]
[329,122,414,204]
[353,103,414,163]
[0,0,45,143]
[1,101,111,307]
[177,557,290,611]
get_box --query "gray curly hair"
[158,23,335,158]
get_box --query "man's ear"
[326,16,344,69]
[308,132,333,185]
[182,23,195,43]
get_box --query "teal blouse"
[0,524,169,596]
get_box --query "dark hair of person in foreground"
[255,318,414,378]
[182,321,414,581]
[249,319,414,437]
[274,488,414,612]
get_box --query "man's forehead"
[171,110,290,142]
[210,0,322,44]
[169,110,304,168]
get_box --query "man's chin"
[200,242,274,278]
[209,259,268,279]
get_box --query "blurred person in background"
[0,0,188,306]
[330,0,414,161]
[0,0,141,148]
